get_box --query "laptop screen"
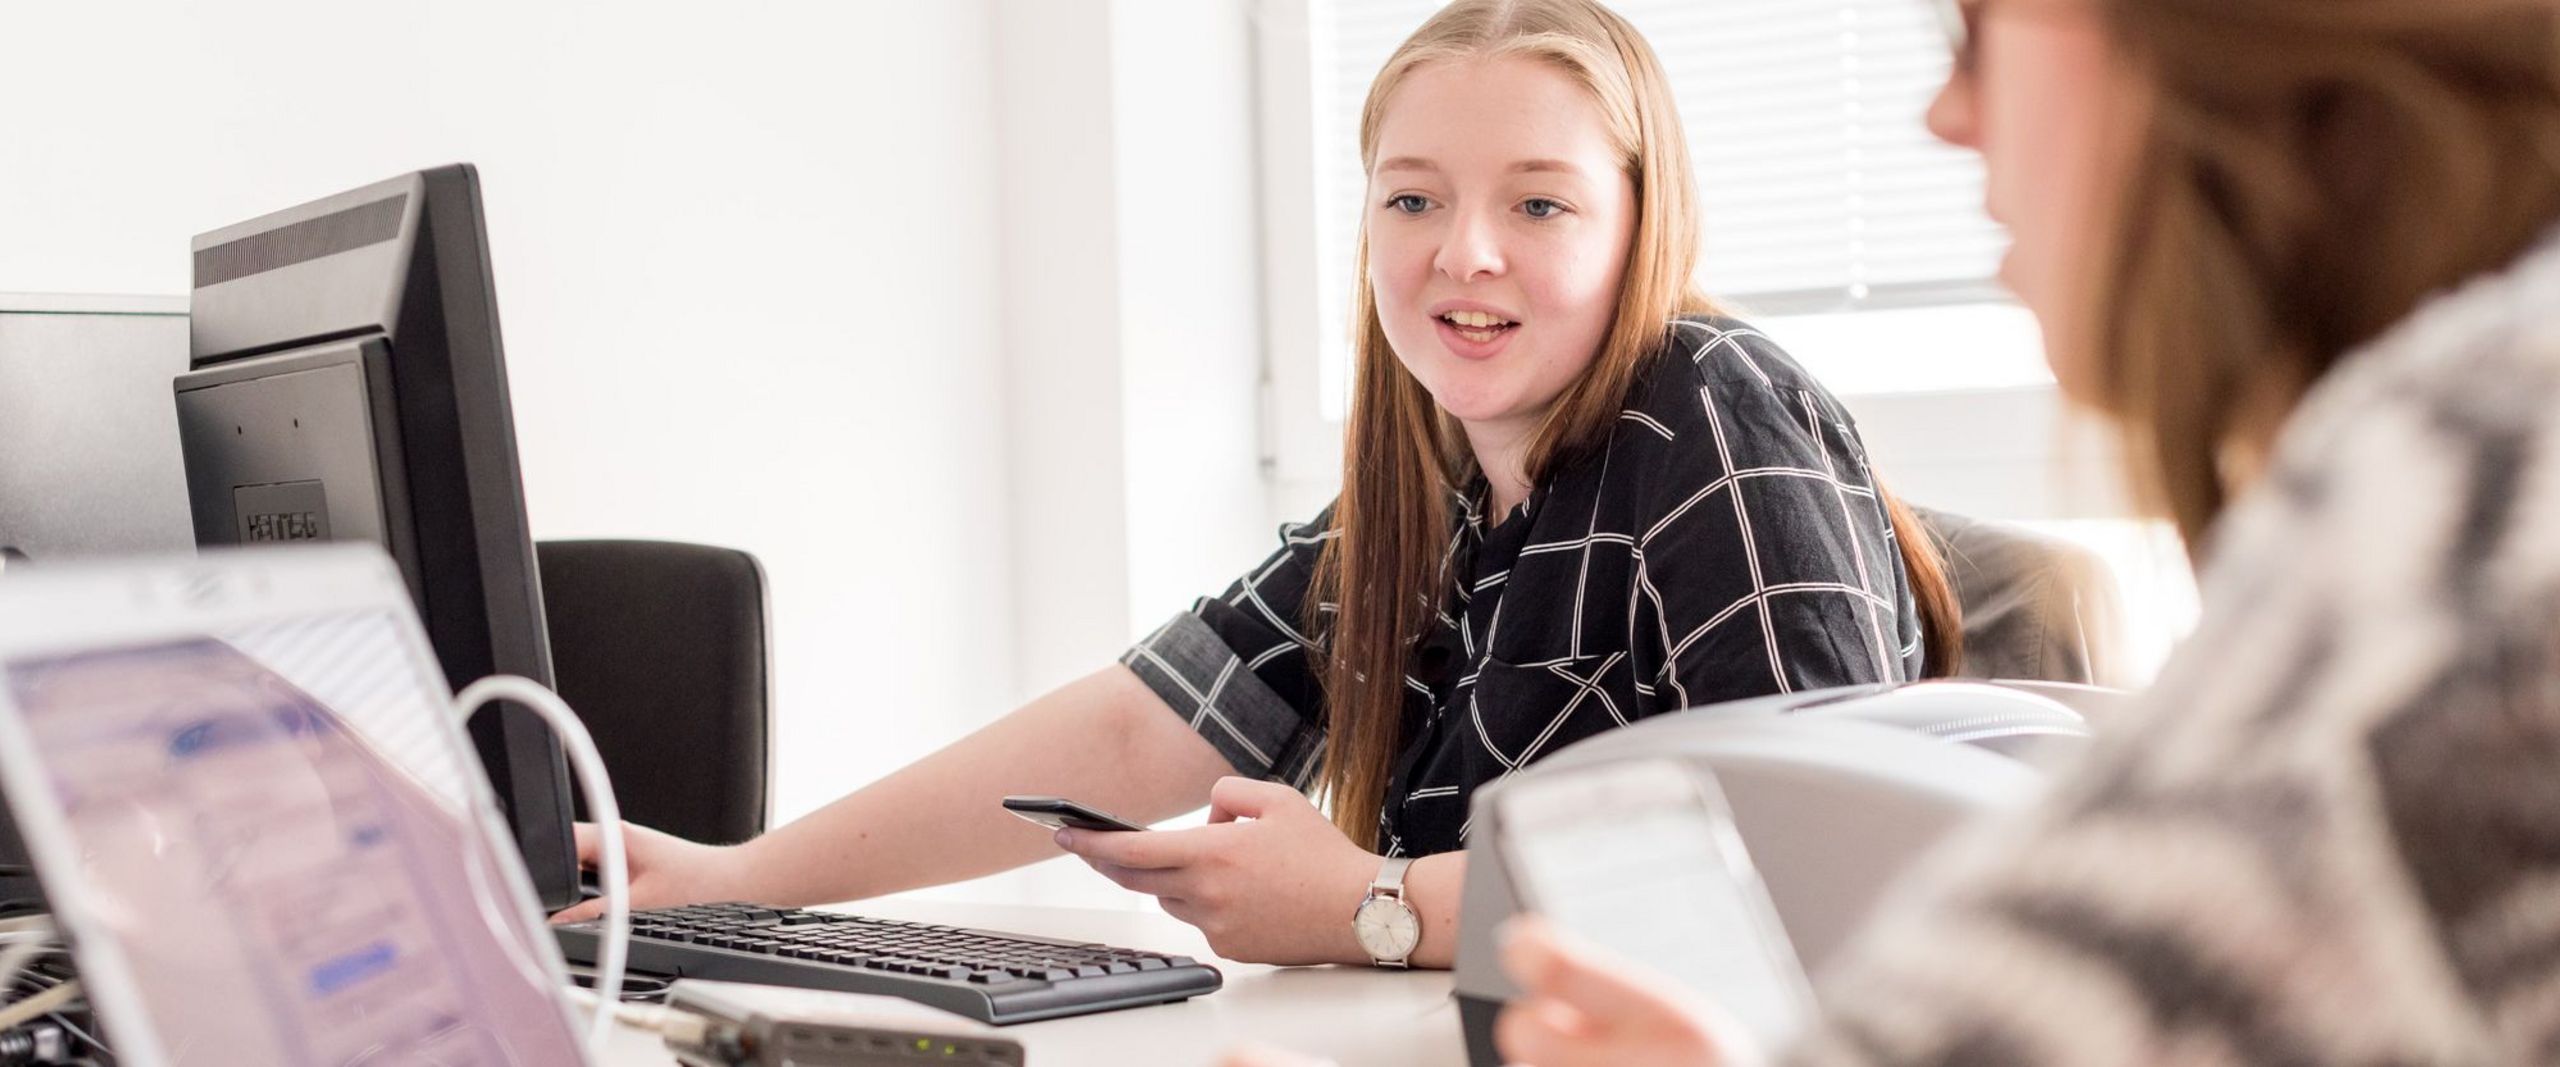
[0,608,585,1065]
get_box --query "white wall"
[0,0,1018,825]
[992,4,1136,701]
[959,0,1275,908]
[3,1,1277,904]
[1107,0,1275,650]
[989,0,1273,700]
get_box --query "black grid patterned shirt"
[1122,316,1923,857]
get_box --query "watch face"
[1354,896,1421,960]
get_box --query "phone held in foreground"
[1001,795,1147,833]
[1491,757,1817,1049]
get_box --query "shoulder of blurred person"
[1784,225,2560,1067]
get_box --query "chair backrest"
[1915,505,2131,687]
[537,539,772,844]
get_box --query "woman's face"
[1925,0,2141,401]
[1366,55,1637,443]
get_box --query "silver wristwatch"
[1351,856,1421,968]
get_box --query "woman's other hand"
[548,820,752,924]
[1495,915,1762,1067]
[1053,776,1379,965]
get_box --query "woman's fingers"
[1500,916,1692,1025]
[1494,916,1739,1067]
[1206,776,1294,823]
[1495,996,1599,1067]
[1080,859,1191,898]
[551,822,612,923]
[1053,825,1208,870]
[1155,895,1201,927]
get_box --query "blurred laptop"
[0,546,590,1066]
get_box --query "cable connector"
[565,987,745,1065]
[0,1020,71,1065]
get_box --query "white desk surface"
[593,896,1472,1067]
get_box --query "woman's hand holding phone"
[1495,915,1762,1067]
[1050,776,1380,966]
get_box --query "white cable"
[453,675,629,1056]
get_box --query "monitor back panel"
[0,292,195,917]
[0,295,194,565]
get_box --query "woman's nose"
[1433,208,1506,283]
[1925,72,1980,149]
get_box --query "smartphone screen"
[1497,759,1815,1048]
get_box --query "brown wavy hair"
[1310,0,1961,849]
[2085,0,2560,546]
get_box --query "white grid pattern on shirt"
[1125,316,1917,852]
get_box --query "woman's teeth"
[1440,311,1516,344]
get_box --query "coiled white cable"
[453,675,629,1055]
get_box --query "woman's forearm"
[730,663,1236,907]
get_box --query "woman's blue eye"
[1522,198,1566,220]
[1389,194,1431,215]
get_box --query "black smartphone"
[1002,795,1146,833]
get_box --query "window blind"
[1307,0,2006,317]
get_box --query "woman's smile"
[1431,302,1523,359]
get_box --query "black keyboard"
[554,902,1222,1025]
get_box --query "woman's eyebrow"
[1373,156,1591,176]
[1508,158,1587,176]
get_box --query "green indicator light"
[916,1038,932,1051]
[944,1045,959,1056]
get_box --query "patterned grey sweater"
[1789,229,2560,1067]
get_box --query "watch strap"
[1369,855,1415,897]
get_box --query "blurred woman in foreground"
[1493,0,2560,1063]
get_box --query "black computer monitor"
[174,165,579,909]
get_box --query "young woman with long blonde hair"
[560,0,1957,970]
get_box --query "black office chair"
[537,539,773,845]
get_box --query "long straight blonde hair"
[1309,0,1960,848]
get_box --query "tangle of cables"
[0,923,107,1065]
